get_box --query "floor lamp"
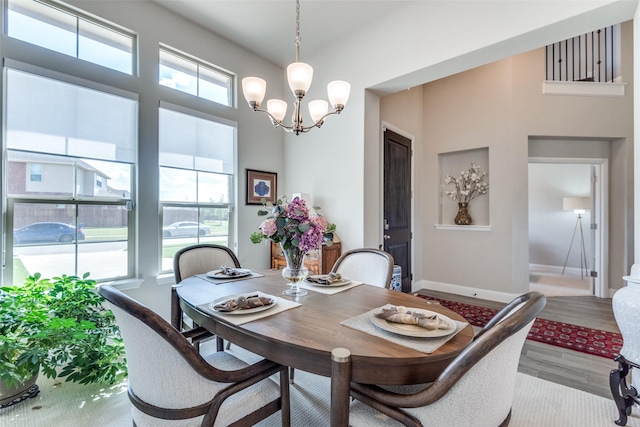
[561,196,591,279]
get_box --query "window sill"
[434,224,492,232]
[542,80,625,97]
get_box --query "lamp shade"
[241,77,267,104]
[287,62,313,94]
[562,196,591,212]
[327,80,350,107]
[267,99,288,122]
[308,100,328,123]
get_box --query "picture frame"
[246,169,277,205]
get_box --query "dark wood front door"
[383,129,412,292]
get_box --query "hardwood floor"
[416,289,619,399]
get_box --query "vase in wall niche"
[281,244,309,296]
[454,202,472,225]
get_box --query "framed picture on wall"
[246,169,277,205]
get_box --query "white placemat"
[195,271,264,285]
[298,280,363,295]
[341,304,469,354]
[196,292,301,325]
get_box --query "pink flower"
[260,218,277,236]
[311,215,328,233]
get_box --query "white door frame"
[529,157,608,298]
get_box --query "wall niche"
[437,147,490,228]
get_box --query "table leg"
[331,347,352,427]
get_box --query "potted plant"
[0,273,127,408]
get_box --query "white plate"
[206,268,252,279]
[209,293,277,315]
[305,276,352,287]
[370,308,456,338]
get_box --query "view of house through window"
[159,106,235,272]
[4,67,137,285]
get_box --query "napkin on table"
[218,266,247,276]
[213,294,274,312]
[374,305,450,330]
[306,272,344,285]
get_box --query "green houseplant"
[0,272,126,405]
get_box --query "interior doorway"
[528,158,608,298]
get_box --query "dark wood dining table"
[175,269,474,426]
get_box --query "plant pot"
[0,373,39,409]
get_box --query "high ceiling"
[151,0,412,67]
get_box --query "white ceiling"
[151,0,412,67]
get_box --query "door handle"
[383,234,391,240]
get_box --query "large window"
[159,46,234,107]
[159,105,235,272]
[6,0,137,75]
[4,66,137,284]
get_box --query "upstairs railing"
[545,25,620,83]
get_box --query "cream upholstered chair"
[331,248,394,288]
[348,292,546,427]
[171,244,241,350]
[98,284,290,427]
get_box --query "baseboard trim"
[529,263,587,277]
[414,279,520,304]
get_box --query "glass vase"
[281,244,308,296]
[454,202,473,225]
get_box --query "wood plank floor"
[416,289,619,399]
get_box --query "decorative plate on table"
[370,308,457,338]
[206,268,252,279]
[305,275,352,287]
[209,293,277,315]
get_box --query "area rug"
[415,294,623,360]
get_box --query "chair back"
[331,248,394,288]
[174,244,241,283]
[350,292,546,427]
[99,284,290,427]
[98,285,235,408]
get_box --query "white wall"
[528,163,592,270]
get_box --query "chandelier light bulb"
[242,77,267,106]
[308,100,329,123]
[327,80,351,109]
[287,62,313,95]
[267,99,288,122]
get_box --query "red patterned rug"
[415,294,623,360]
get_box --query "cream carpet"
[2,359,639,426]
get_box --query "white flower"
[444,162,489,204]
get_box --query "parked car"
[14,222,85,244]
[163,221,210,238]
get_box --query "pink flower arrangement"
[250,196,335,254]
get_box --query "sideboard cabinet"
[270,236,342,275]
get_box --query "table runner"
[298,280,363,295]
[341,304,468,354]
[196,292,300,325]
[195,271,264,285]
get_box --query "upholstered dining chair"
[171,244,242,350]
[348,291,546,427]
[98,284,290,427]
[330,248,395,288]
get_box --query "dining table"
[175,269,474,426]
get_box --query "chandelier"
[241,0,350,135]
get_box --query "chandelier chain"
[295,0,301,62]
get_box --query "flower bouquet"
[251,196,336,295]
